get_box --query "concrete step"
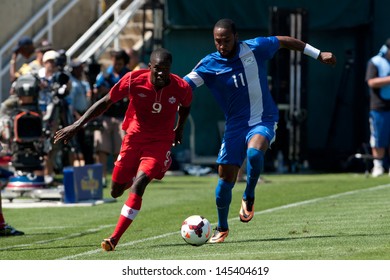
[131,8,153,22]
[122,21,154,35]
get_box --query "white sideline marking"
[59,232,178,260]
[240,183,390,217]
[59,183,390,260]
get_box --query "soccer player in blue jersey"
[184,18,336,243]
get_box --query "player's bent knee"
[247,148,264,170]
[110,183,127,198]
[110,189,123,198]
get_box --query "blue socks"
[243,148,264,200]
[215,148,263,229]
[215,179,235,229]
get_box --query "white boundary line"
[58,183,390,260]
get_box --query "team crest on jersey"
[242,56,255,66]
[168,96,176,104]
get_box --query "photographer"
[68,59,94,165]
[38,50,73,183]
[38,50,59,115]
[9,36,35,83]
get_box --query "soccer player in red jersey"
[54,48,192,251]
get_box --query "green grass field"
[1,173,390,260]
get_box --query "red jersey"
[109,69,192,141]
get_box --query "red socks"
[110,193,142,243]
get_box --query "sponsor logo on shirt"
[242,56,255,66]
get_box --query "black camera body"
[50,71,70,100]
[8,73,45,172]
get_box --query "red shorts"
[112,134,172,184]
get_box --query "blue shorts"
[216,122,277,166]
[369,110,390,148]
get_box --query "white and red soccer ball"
[181,215,211,246]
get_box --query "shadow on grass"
[242,231,390,243]
[0,229,107,253]
[148,231,390,248]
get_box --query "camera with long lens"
[50,49,70,102]
[50,71,70,100]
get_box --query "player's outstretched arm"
[54,94,113,144]
[276,35,336,66]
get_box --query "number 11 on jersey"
[232,73,246,88]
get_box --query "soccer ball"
[181,215,212,246]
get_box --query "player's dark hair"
[214,18,237,34]
[150,48,173,64]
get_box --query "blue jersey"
[184,36,280,135]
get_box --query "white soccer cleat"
[371,165,384,177]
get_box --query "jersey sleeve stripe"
[184,72,204,89]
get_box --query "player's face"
[213,27,238,58]
[149,57,171,89]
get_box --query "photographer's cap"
[12,36,33,52]
[36,39,53,53]
[42,50,59,63]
